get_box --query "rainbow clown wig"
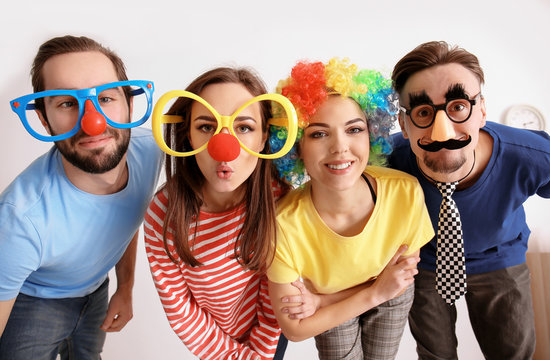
[269,57,399,187]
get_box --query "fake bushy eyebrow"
[408,91,433,108]
[408,84,470,108]
[445,83,469,100]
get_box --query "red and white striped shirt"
[144,190,281,360]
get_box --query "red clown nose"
[207,132,240,162]
[81,100,107,136]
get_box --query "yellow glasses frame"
[152,90,298,159]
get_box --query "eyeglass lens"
[23,84,149,139]
[410,98,473,127]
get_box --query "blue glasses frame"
[10,80,155,141]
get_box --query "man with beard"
[389,41,550,359]
[0,35,162,359]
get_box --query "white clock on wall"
[503,104,546,131]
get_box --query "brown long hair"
[392,41,485,94]
[160,67,278,271]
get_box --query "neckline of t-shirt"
[54,147,133,199]
[305,172,380,243]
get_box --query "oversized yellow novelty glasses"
[152,90,298,161]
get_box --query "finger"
[290,281,306,293]
[398,256,420,270]
[100,309,117,331]
[103,313,131,332]
[407,268,419,278]
[397,253,420,263]
[281,295,304,304]
[284,305,304,314]
[289,311,312,320]
[104,316,124,332]
[400,268,419,281]
[389,245,409,265]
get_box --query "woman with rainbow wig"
[267,58,434,359]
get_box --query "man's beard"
[53,128,131,174]
[417,136,470,173]
[422,151,466,174]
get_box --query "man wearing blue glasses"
[389,41,550,359]
[0,35,162,359]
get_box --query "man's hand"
[100,288,133,332]
[101,231,138,332]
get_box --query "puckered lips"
[216,163,234,180]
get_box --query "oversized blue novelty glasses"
[10,80,154,141]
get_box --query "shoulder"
[276,185,309,220]
[130,126,154,142]
[366,166,424,204]
[0,148,59,213]
[389,132,410,153]
[127,127,163,183]
[485,121,550,154]
[0,149,63,244]
[387,132,415,171]
[145,189,169,222]
[366,166,419,185]
[128,127,163,158]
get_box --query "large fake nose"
[81,99,107,136]
[431,110,456,142]
[207,131,241,162]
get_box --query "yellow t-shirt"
[267,166,435,294]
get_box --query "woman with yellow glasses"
[144,67,297,359]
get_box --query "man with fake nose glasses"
[389,41,550,360]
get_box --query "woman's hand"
[371,245,419,304]
[280,280,321,319]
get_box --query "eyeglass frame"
[399,92,482,129]
[152,90,298,159]
[10,80,155,142]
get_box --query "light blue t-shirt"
[0,127,163,299]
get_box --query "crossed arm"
[268,246,419,342]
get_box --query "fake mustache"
[417,136,472,152]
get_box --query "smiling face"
[39,51,131,174]
[300,95,370,192]
[189,82,267,198]
[399,63,486,178]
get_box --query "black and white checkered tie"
[435,181,466,305]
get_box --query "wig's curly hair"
[269,57,399,187]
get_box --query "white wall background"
[1,0,549,359]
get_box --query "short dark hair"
[392,41,485,94]
[31,35,128,93]
[30,35,129,112]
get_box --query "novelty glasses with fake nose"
[152,90,298,162]
[10,80,154,141]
